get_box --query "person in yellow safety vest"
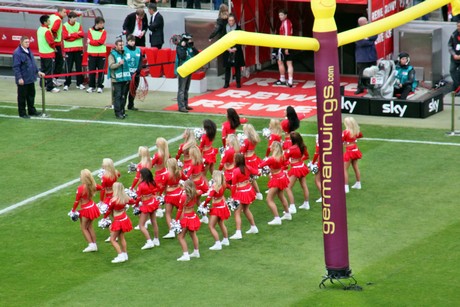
[37,15,59,93]
[63,11,85,91]
[108,39,132,119]
[49,7,67,87]
[86,17,107,93]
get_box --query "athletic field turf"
[0,103,459,306]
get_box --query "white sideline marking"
[0,106,78,112]
[0,134,183,216]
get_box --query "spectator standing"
[212,0,223,11]
[208,4,229,42]
[354,17,377,95]
[187,0,201,9]
[394,52,417,100]
[86,17,107,93]
[108,39,131,119]
[175,33,199,113]
[122,8,148,47]
[127,0,148,9]
[12,36,45,118]
[274,9,294,87]
[147,4,164,49]
[449,22,460,94]
[452,0,460,22]
[37,15,59,93]
[223,14,245,89]
[62,11,85,91]
[49,7,67,87]
[123,35,143,111]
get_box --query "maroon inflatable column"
[313,30,351,277]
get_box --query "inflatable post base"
[319,268,362,290]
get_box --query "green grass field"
[1,103,459,306]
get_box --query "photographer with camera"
[175,33,199,113]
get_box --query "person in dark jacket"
[394,52,417,100]
[223,14,245,89]
[147,4,164,49]
[208,4,229,42]
[354,17,378,95]
[12,36,45,118]
[448,21,460,94]
[175,33,199,113]
[122,8,148,47]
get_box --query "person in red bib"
[274,9,294,87]
[71,169,102,253]
[343,117,363,193]
[104,182,136,263]
[176,180,201,261]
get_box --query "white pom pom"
[170,219,183,234]
[67,210,80,222]
[197,202,208,217]
[225,198,240,211]
[96,168,105,179]
[127,162,137,173]
[97,201,109,214]
[194,128,204,140]
[262,128,271,139]
[98,218,112,229]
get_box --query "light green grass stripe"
[0,134,183,216]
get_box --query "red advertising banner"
[370,0,408,59]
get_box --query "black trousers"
[88,56,106,89]
[394,84,412,100]
[64,51,84,87]
[54,45,64,75]
[170,0,177,7]
[225,66,241,86]
[123,74,139,109]
[40,57,55,91]
[186,0,201,9]
[113,81,128,116]
[356,61,376,91]
[17,83,37,116]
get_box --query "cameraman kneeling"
[394,52,417,100]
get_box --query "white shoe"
[146,219,152,225]
[280,212,292,221]
[97,87,103,93]
[82,243,97,253]
[177,254,190,261]
[134,225,140,230]
[255,193,263,200]
[221,238,230,246]
[86,87,94,93]
[190,250,200,258]
[345,185,350,193]
[111,254,126,263]
[200,216,209,224]
[209,242,222,250]
[316,197,322,203]
[352,182,361,189]
[153,238,160,246]
[63,85,69,91]
[122,253,128,261]
[299,201,310,210]
[289,204,297,214]
[53,78,63,87]
[50,88,60,93]
[163,231,175,239]
[268,217,282,225]
[104,236,111,243]
[230,232,242,240]
[141,240,154,250]
[246,226,259,234]
[76,84,85,90]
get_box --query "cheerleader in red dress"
[104,182,136,263]
[130,146,152,190]
[152,137,170,194]
[163,158,188,239]
[176,129,196,176]
[203,170,231,250]
[241,123,263,200]
[186,147,209,196]
[71,169,102,253]
[259,141,291,224]
[343,117,363,193]
[229,153,259,239]
[265,119,283,158]
[135,168,161,249]
[200,119,218,177]
[100,158,121,205]
[176,180,201,261]
[218,134,240,186]
[284,131,311,211]
[281,106,307,151]
[312,134,322,203]
[221,107,247,147]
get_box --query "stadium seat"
[144,47,159,77]
[163,49,176,78]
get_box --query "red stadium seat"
[164,49,176,78]
[144,47,160,77]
